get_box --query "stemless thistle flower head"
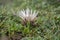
[18,8,38,22]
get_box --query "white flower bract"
[18,8,38,21]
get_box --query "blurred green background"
[0,0,60,40]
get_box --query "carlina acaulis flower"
[17,8,38,26]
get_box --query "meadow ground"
[0,0,60,40]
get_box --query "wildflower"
[18,8,38,22]
[16,8,38,26]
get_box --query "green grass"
[0,0,60,40]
